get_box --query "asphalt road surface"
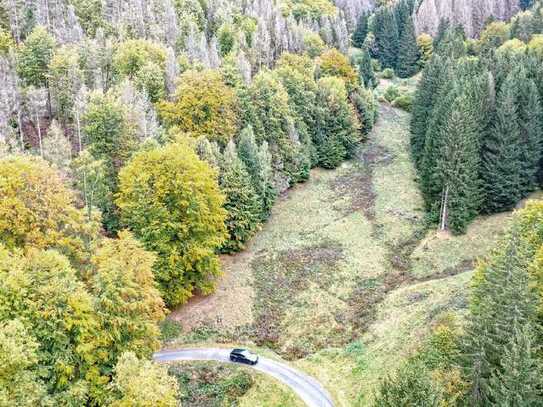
[153,348,334,407]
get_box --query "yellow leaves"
[317,48,359,92]
[158,69,238,145]
[113,39,167,77]
[117,140,227,306]
[527,34,543,59]
[0,155,99,265]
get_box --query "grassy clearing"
[168,89,518,405]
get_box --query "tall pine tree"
[481,74,523,213]
[352,13,368,48]
[356,47,377,88]
[237,126,277,221]
[396,14,420,78]
[410,55,450,169]
[515,70,543,194]
[435,93,482,233]
[373,7,399,69]
[463,227,538,406]
[219,140,261,252]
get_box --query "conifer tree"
[481,75,523,213]
[355,47,377,88]
[515,73,543,194]
[419,77,455,213]
[396,14,419,78]
[464,228,538,406]
[488,322,542,406]
[315,77,360,169]
[219,140,261,252]
[196,137,222,171]
[237,126,276,221]
[373,7,399,69]
[410,55,449,169]
[435,93,482,233]
[352,12,368,48]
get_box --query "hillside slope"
[414,0,520,37]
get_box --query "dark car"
[229,348,259,365]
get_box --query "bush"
[371,58,382,72]
[383,85,400,102]
[381,67,394,79]
[391,94,413,111]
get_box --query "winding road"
[153,348,334,407]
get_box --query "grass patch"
[168,91,526,406]
[251,240,344,356]
[169,361,254,406]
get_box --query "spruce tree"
[481,74,523,213]
[352,13,368,49]
[374,7,399,69]
[463,229,538,406]
[419,75,455,215]
[316,77,360,169]
[435,93,482,233]
[356,47,377,88]
[396,14,420,78]
[488,322,542,406]
[237,126,277,221]
[515,73,543,194]
[219,140,261,252]
[410,55,449,169]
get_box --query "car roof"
[232,348,247,353]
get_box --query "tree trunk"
[439,185,449,231]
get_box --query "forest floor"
[165,83,519,406]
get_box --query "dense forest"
[1,0,543,405]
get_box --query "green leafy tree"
[116,140,227,306]
[0,155,98,265]
[84,91,136,232]
[0,319,48,406]
[48,45,84,126]
[16,25,55,87]
[90,231,166,381]
[108,352,179,407]
[219,140,261,252]
[0,247,102,404]
[159,69,238,145]
[70,149,109,222]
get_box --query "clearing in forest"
[168,98,513,406]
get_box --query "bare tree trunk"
[439,185,449,231]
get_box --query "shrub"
[392,94,413,111]
[383,85,400,102]
[381,67,394,79]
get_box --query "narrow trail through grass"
[168,98,514,406]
